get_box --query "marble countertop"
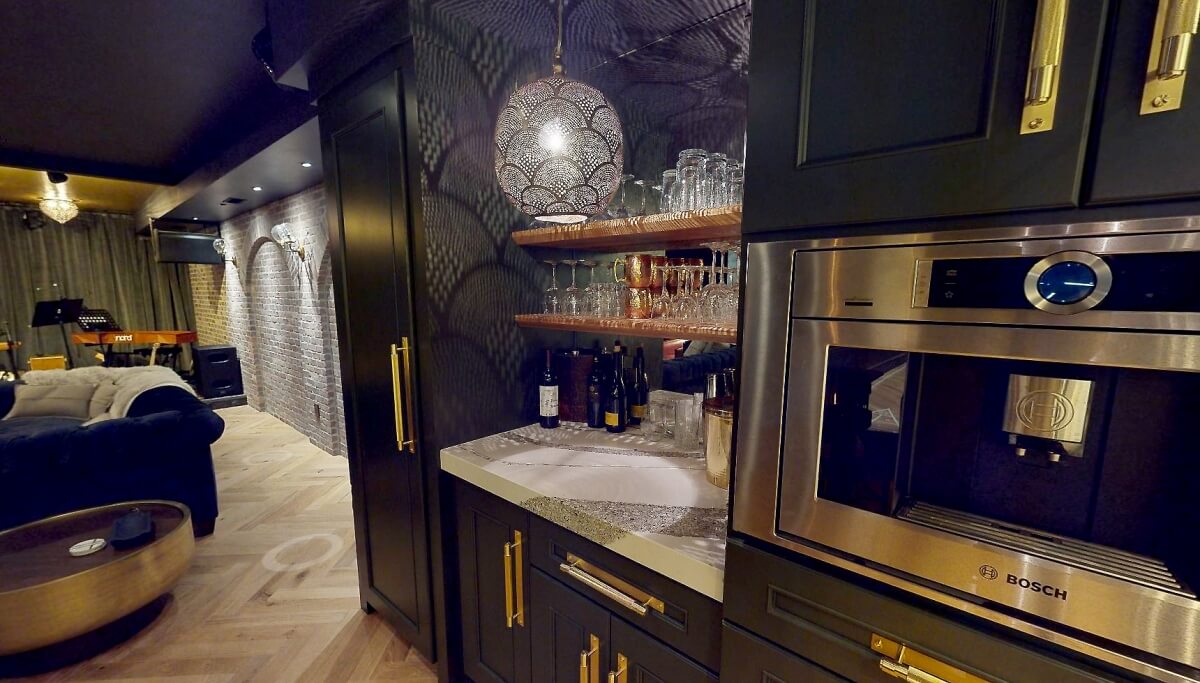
[441,415,729,602]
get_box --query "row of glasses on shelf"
[541,242,739,324]
[603,149,745,218]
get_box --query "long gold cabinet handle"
[607,653,628,683]
[389,343,406,452]
[398,337,417,454]
[1022,0,1069,134]
[503,530,525,629]
[579,634,600,683]
[1142,0,1200,113]
[871,633,989,683]
[559,553,665,617]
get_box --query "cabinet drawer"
[528,515,721,671]
[724,540,1131,682]
[721,624,847,683]
[611,617,717,683]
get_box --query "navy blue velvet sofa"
[0,381,223,535]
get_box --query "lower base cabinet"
[720,625,845,683]
[452,478,720,683]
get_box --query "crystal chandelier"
[39,197,79,224]
[494,0,623,224]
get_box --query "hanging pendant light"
[494,0,623,224]
[39,197,79,224]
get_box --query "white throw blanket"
[22,366,195,420]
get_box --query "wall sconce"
[212,238,237,267]
[271,222,306,260]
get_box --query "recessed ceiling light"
[300,161,313,168]
[252,186,263,192]
[192,217,198,221]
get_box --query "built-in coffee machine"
[734,218,1200,682]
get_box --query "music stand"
[31,298,84,369]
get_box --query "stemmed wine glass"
[650,264,673,318]
[562,259,584,316]
[672,265,701,319]
[582,261,599,316]
[699,242,726,320]
[543,260,560,314]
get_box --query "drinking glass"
[561,259,584,315]
[674,397,700,449]
[650,264,673,318]
[728,163,744,205]
[543,260,560,314]
[703,153,729,208]
[660,169,677,213]
[631,179,648,216]
[672,265,702,319]
[676,149,708,211]
[611,174,636,217]
[647,184,663,214]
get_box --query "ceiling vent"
[219,196,246,206]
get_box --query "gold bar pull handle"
[558,553,666,617]
[389,343,405,452]
[503,541,515,629]
[398,337,417,454]
[1021,0,1069,134]
[579,634,600,683]
[871,634,989,683]
[607,653,628,683]
[1142,0,1200,113]
[504,531,525,628]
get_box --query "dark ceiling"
[0,0,314,185]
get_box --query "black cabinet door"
[531,568,611,683]
[720,625,848,683]
[609,618,717,683]
[1089,0,1200,203]
[456,481,531,683]
[743,0,1108,233]
[322,62,433,654]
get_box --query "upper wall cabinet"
[743,0,1108,233]
[1089,0,1200,204]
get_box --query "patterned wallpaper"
[409,1,749,452]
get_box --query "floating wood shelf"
[511,205,742,251]
[515,314,736,343]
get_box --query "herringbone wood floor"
[14,405,437,683]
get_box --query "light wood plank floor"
[14,405,437,683]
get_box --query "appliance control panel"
[912,250,1200,314]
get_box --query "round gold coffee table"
[0,501,194,655]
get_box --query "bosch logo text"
[1007,574,1067,601]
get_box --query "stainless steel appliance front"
[733,217,1200,683]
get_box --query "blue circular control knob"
[1036,261,1097,305]
[1024,251,1113,315]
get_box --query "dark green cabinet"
[452,478,720,683]
[1090,0,1200,203]
[720,626,846,683]
[321,55,433,655]
[743,0,1109,233]
[456,481,531,683]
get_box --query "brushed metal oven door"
[774,317,1200,672]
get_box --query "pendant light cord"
[552,0,565,75]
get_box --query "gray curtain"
[0,203,195,370]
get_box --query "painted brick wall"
[188,185,347,457]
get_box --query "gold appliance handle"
[579,634,600,683]
[389,343,405,452]
[399,337,417,454]
[1021,0,1069,134]
[607,653,628,683]
[503,531,526,628]
[1142,0,1200,113]
[558,553,665,617]
[872,634,989,683]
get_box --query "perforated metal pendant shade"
[494,75,623,224]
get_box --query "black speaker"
[193,345,244,398]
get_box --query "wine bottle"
[629,345,649,426]
[604,343,627,433]
[586,350,604,429]
[539,349,559,429]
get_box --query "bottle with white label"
[539,349,560,429]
